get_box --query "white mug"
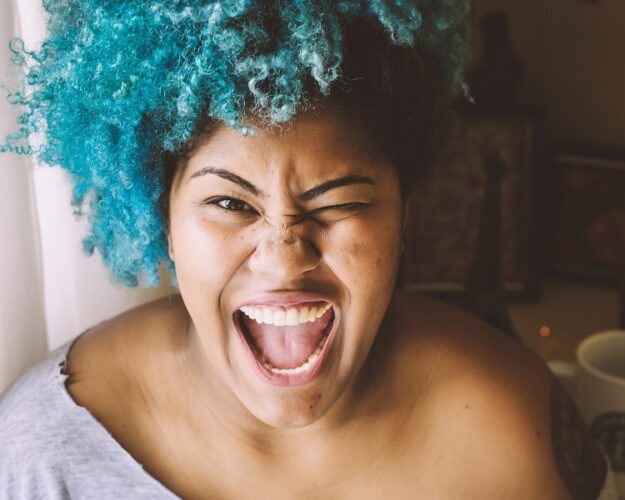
[549,330,625,497]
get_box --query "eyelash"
[311,202,368,215]
[204,197,257,213]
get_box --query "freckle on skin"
[465,405,469,409]
[536,431,542,437]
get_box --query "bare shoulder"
[387,291,607,500]
[65,294,188,413]
[67,294,187,368]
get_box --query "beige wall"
[472,0,625,146]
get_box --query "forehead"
[178,108,391,184]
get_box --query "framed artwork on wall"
[400,111,538,298]
[550,146,625,281]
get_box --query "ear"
[167,231,175,262]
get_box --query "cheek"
[170,210,253,289]
[322,210,402,293]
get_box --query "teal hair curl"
[1,0,469,286]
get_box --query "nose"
[247,221,320,282]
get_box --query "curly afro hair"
[1,0,469,287]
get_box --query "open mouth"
[234,301,336,386]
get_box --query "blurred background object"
[468,10,525,111]
[402,0,625,359]
[469,0,625,146]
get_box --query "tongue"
[243,309,332,369]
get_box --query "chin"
[240,386,342,429]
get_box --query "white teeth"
[255,308,264,324]
[286,308,300,326]
[299,307,309,323]
[239,303,331,327]
[273,309,286,326]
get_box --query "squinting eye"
[204,196,256,213]
[313,202,368,214]
[309,202,369,222]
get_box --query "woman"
[0,1,609,498]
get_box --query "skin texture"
[64,111,607,499]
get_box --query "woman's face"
[168,110,404,428]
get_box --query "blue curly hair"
[1,0,469,287]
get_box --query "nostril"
[247,234,321,278]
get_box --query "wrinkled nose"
[247,223,320,282]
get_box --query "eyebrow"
[298,175,376,202]
[189,166,260,196]
[189,166,375,201]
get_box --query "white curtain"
[0,0,47,395]
[0,0,171,393]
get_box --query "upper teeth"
[239,303,331,326]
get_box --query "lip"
[236,292,337,309]
[232,295,340,387]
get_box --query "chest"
[144,428,492,500]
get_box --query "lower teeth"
[262,336,327,375]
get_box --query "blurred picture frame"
[400,111,538,298]
[550,145,625,281]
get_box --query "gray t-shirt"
[0,341,178,499]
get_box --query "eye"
[309,202,369,222]
[313,202,369,214]
[203,196,257,214]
